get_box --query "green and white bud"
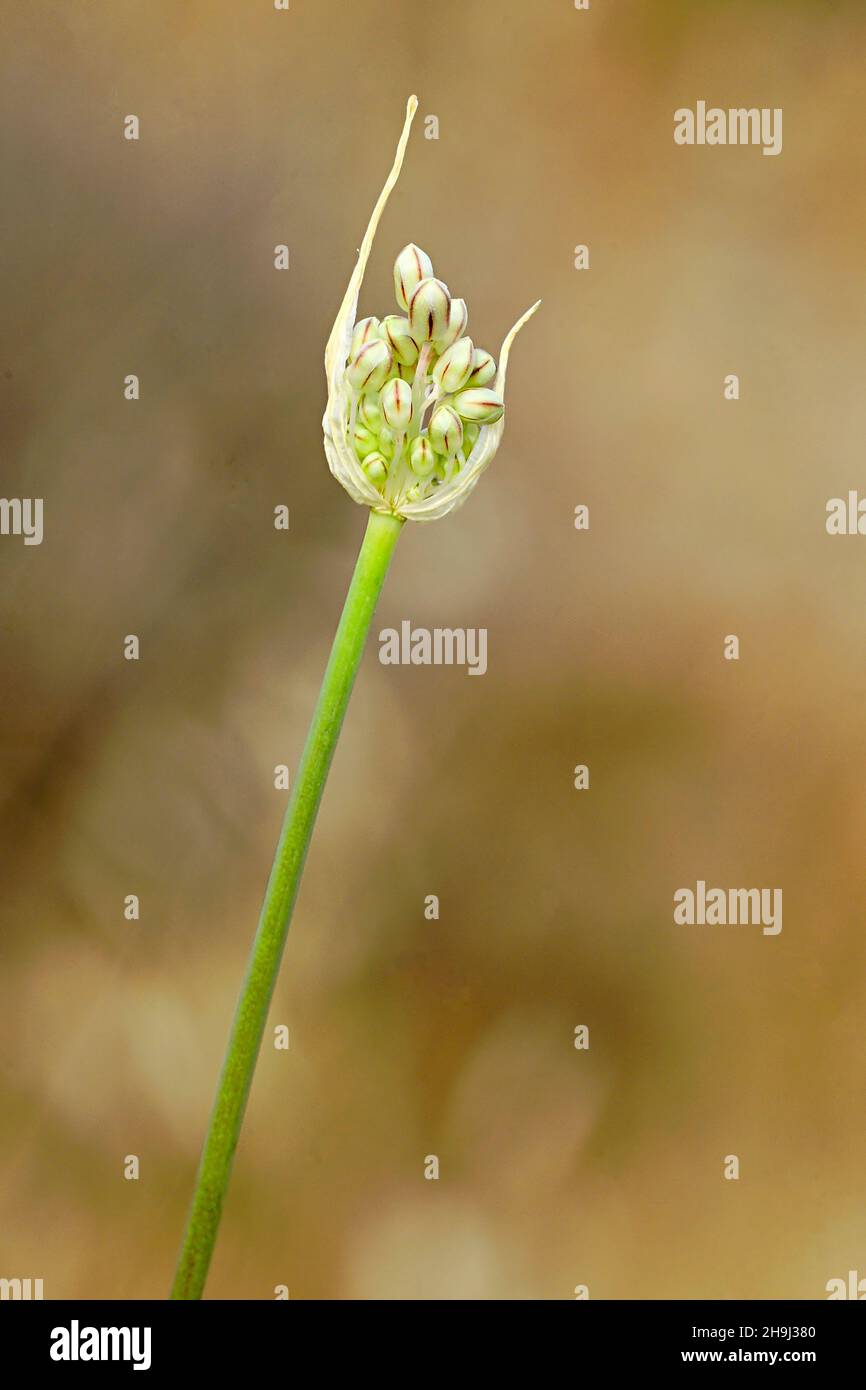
[465,347,496,388]
[409,435,436,477]
[380,314,420,367]
[362,451,388,487]
[380,377,414,431]
[408,277,451,343]
[462,421,481,455]
[353,421,379,459]
[350,316,381,360]
[393,243,434,312]
[434,454,458,485]
[347,338,393,393]
[377,426,398,461]
[433,297,468,352]
[429,403,463,457]
[431,336,475,394]
[452,387,504,424]
[359,391,384,430]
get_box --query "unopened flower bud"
[435,455,457,484]
[465,347,496,388]
[380,377,414,431]
[347,338,392,393]
[463,421,481,454]
[409,435,436,477]
[452,387,504,424]
[432,336,475,394]
[429,403,463,457]
[360,391,384,430]
[353,421,378,459]
[380,315,420,367]
[350,316,381,360]
[393,243,434,312]
[377,426,398,460]
[433,297,468,352]
[408,277,451,343]
[362,451,388,486]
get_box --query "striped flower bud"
[435,454,458,484]
[360,391,384,430]
[433,297,468,352]
[429,403,463,457]
[362,451,388,486]
[409,435,436,477]
[381,377,414,431]
[377,426,398,460]
[462,421,481,455]
[431,336,475,394]
[393,243,434,312]
[350,316,381,360]
[408,277,451,343]
[465,347,496,388]
[380,315,420,367]
[452,387,504,424]
[353,421,379,459]
[347,338,393,393]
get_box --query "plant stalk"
[171,507,403,1299]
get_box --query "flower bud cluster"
[342,244,505,508]
[323,95,538,523]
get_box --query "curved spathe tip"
[400,298,540,523]
[495,299,541,395]
[323,97,421,510]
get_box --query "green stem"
[171,508,403,1299]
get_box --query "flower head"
[323,96,539,523]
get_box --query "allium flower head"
[323,96,539,523]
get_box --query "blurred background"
[1,0,865,1300]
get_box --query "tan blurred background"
[1,0,865,1300]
